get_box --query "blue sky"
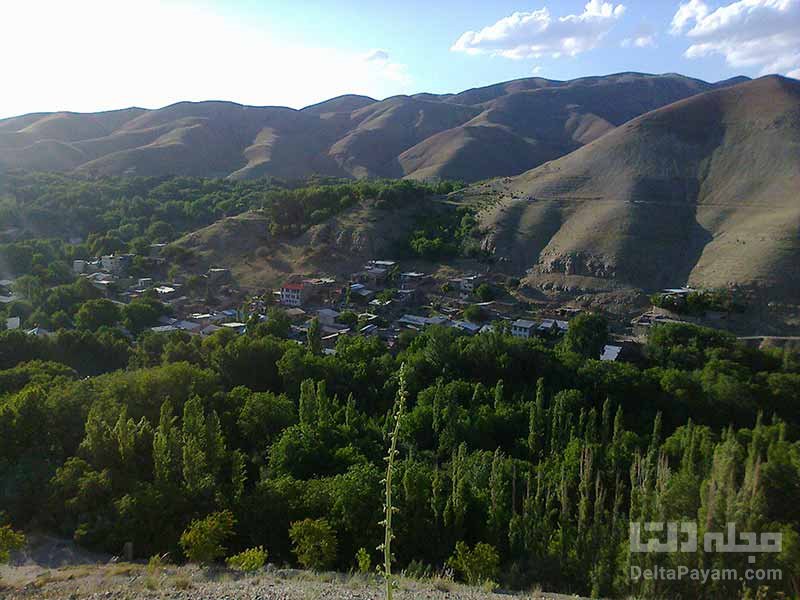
[1,0,798,118]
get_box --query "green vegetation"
[559,312,608,358]
[289,518,338,572]
[179,511,236,565]
[651,288,747,315]
[355,547,372,574]
[0,523,25,563]
[0,319,798,596]
[447,541,500,586]
[405,206,484,260]
[226,546,268,572]
[0,174,798,599]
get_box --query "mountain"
[0,72,749,182]
[468,76,800,296]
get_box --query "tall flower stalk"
[381,363,407,600]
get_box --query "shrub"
[179,510,235,565]
[447,541,500,586]
[0,524,25,563]
[226,546,268,572]
[289,518,337,571]
[355,547,371,574]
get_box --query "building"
[101,254,134,274]
[600,345,622,361]
[368,260,396,269]
[452,320,481,335]
[538,319,569,335]
[317,308,340,327]
[352,266,388,287]
[280,282,306,307]
[280,277,333,307]
[5,316,20,330]
[150,325,179,334]
[400,271,426,290]
[398,314,450,329]
[511,319,537,338]
[460,274,482,293]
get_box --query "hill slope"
[467,76,800,296]
[0,72,748,182]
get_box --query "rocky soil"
[0,564,585,600]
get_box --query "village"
[3,242,780,360]
[0,243,645,359]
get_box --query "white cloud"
[0,1,412,118]
[360,50,411,84]
[671,0,800,77]
[451,0,626,60]
[621,23,656,48]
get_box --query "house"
[400,272,426,290]
[600,345,623,361]
[280,282,306,307]
[221,322,247,334]
[150,325,179,334]
[317,308,340,327]
[452,320,481,335]
[511,319,537,338]
[368,260,396,269]
[284,307,307,321]
[175,320,202,334]
[349,283,375,301]
[398,314,450,329]
[200,324,222,336]
[155,285,177,299]
[5,316,20,330]
[352,267,388,287]
[73,259,87,274]
[0,293,19,304]
[207,268,231,285]
[137,278,153,289]
[101,254,133,274]
[280,278,332,307]
[360,323,379,336]
[537,319,569,335]
[460,275,482,293]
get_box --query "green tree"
[560,312,608,359]
[307,317,322,355]
[74,299,121,331]
[475,283,494,302]
[289,518,337,571]
[262,307,291,338]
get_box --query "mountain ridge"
[0,72,754,182]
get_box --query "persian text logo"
[630,521,782,554]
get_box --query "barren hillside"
[466,76,800,297]
[0,72,747,182]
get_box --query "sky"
[1,0,798,118]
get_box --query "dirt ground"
[0,536,590,600]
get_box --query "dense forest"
[0,172,799,599]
